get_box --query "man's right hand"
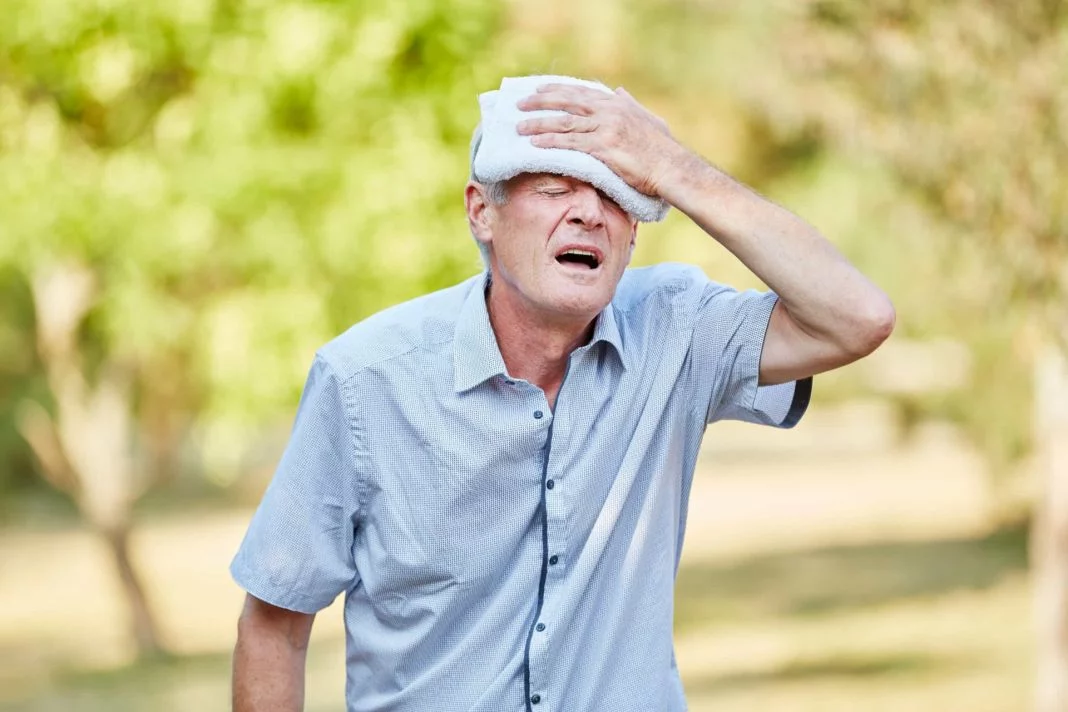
[232,594,315,712]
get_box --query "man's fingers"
[517,115,597,135]
[529,132,590,152]
[517,85,611,115]
[517,94,595,116]
[536,83,613,101]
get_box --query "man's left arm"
[517,84,895,385]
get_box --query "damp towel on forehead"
[470,75,671,223]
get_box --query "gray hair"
[468,123,508,270]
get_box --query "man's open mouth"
[555,248,602,270]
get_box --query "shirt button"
[536,622,546,632]
[546,479,555,490]
[531,694,541,705]
[533,410,544,419]
[549,555,559,565]
[505,379,515,385]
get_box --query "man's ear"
[465,182,494,247]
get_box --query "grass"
[677,573,1031,711]
[1,645,343,712]
[0,416,1035,711]
[673,528,1032,712]
[674,524,1028,628]
[686,651,961,693]
[0,526,1031,712]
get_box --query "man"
[230,75,894,711]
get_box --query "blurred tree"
[739,1,1067,708]
[0,0,515,659]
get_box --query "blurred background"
[1,0,1065,710]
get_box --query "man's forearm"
[661,151,893,356]
[232,625,308,712]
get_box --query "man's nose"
[566,186,606,230]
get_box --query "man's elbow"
[846,294,896,359]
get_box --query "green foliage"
[1,0,1057,500]
[757,0,1067,309]
[742,0,1068,468]
[0,0,521,493]
[0,267,41,496]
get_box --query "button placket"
[528,622,551,691]
[528,358,582,712]
[543,368,573,587]
[532,398,570,710]
[527,461,554,707]
[530,397,555,712]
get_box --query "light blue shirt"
[231,263,810,712]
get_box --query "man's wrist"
[656,149,735,217]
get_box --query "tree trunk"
[23,263,172,663]
[101,523,166,660]
[1034,345,1068,712]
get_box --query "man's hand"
[516,83,692,198]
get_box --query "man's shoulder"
[613,262,711,312]
[316,273,482,379]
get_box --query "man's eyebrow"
[530,175,569,189]
[596,188,623,208]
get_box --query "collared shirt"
[231,262,810,712]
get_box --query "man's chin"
[544,284,614,319]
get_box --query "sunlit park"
[1,0,1066,710]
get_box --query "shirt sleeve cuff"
[753,376,812,428]
[710,291,813,428]
[229,556,333,615]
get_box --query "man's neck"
[485,279,596,409]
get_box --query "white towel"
[470,75,670,222]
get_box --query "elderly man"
[230,75,894,712]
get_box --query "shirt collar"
[589,297,630,371]
[453,272,509,393]
[453,271,630,394]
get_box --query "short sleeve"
[690,282,812,428]
[229,355,363,613]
